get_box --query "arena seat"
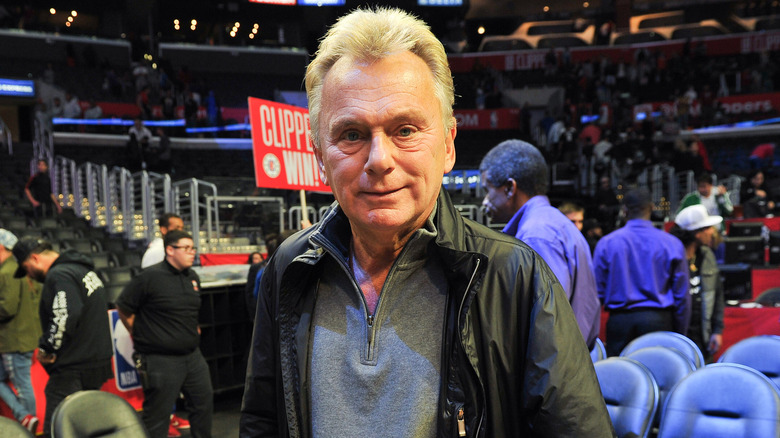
[594,357,658,438]
[590,337,607,362]
[0,416,33,437]
[624,346,696,427]
[719,335,780,389]
[620,331,706,369]
[51,390,148,438]
[657,363,780,438]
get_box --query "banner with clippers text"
[248,97,330,192]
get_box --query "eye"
[345,131,360,142]
[399,127,413,137]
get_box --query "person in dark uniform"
[24,160,62,218]
[116,230,213,438]
[12,237,113,435]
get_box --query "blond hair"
[305,7,455,148]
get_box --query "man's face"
[566,211,584,231]
[315,51,456,237]
[481,173,515,223]
[37,161,48,173]
[161,217,184,236]
[751,172,764,188]
[166,237,196,270]
[695,226,715,248]
[21,255,47,283]
[697,182,712,197]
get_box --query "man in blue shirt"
[593,188,691,357]
[480,139,601,349]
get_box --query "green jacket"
[678,191,734,217]
[0,257,42,353]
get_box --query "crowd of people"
[459,42,780,131]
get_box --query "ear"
[443,119,457,174]
[312,140,329,186]
[165,245,175,258]
[505,178,517,198]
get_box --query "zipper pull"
[457,407,466,437]
[367,314,374,327]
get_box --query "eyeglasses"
[170,245,197,253]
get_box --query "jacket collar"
[309,190,475,262]
[502,195,550,237]
[626,218,655,228]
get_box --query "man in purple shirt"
[480,139,601,349]
[593,188,690,357]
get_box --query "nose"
[364,133,394,176]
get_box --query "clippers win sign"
[248,97,330,192]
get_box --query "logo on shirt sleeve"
[192,280,199,291]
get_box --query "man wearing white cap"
[670,205,725,361]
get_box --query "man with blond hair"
[559,202,585,231]
[240,7,612,437]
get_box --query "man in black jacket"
[117,230,213,438]
[13,237,112,435]
[239,7,613,437]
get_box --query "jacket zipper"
[308,236,381,362]
[456,257,485,437]
[457,407,466,437]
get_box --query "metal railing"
[107,167,133,237]
[288,205,317,230]
[52,156,77,211]
[636,164,677,217]
[128,171,173,242]
[76,162,109,227]
[454,204,483,223]
[173,178,219,251]
[0,117,11,155]
[32,119,54,164]
[720,175,743,206]
[209,196,286,237]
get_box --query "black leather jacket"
[240,190,614,437]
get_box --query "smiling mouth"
[363,187,403,197]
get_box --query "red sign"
[448,30,780,74]
[248,97,329,192]
[248,0,295,4]
[633,92,780,119]
[454,108,520,130]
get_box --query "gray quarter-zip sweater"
[309,215,445,438]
